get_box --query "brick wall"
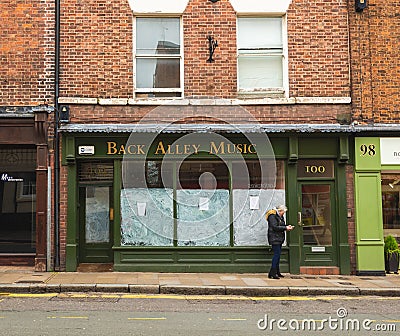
[59,160,68,270]
[60,0,133,98]
[346,164,356,274]
[288,0,350,98]
[349,0,400,123]
[67,104,351,125]
[0,0,54,105]
[182,0,237,98]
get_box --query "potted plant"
[384,235,400,274]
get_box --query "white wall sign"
[380,138,400,165]
[311,246,326,252]
[78,146,95,155]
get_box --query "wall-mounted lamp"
[389,179,400,189]
[355,0,367,12]
[209,0,220,3]
[59,105,70,123]
[207,35,218,63]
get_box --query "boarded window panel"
[176,189,230,247]
[121,188,174,246]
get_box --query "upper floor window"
[237,17,286,96]
[134,17,182,98]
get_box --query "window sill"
[58,96,351,106]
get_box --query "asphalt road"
[0,293,399,335]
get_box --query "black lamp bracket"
[355,0,367,12]
[207,35,218,63]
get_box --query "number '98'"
[360,144,376,156]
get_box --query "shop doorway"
[298,182,338,266]
[79,185,113,263]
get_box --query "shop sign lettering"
[380,138,400,165]
[107,142,146,155]
[305,165,326,174]
[1,173,23,182]
[105,141,257,156]
[297,160,334,178]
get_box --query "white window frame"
[133,16,184,99]
[237,16,289,98]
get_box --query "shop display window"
[381,172,400,243]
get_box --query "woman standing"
[266,205,294,279]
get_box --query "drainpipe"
[54,0,61,270]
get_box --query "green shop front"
[355,136,400,275]
[61,125,351,274]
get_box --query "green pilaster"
[354,138,385,275]
[287,136,300,274]
[113,159,122,247]
[336,163,350,274]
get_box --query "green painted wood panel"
[354,137,380,171]
[298,138,337,157]
[354,172,384,272]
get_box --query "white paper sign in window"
[199,197,209,211]
[249,196,260,210]
[137,202,147,217]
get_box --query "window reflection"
[301,184,332,246]
[123,160,173,189]
[178,160,229,189]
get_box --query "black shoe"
[268,268,280,279]
[277,269,285,278]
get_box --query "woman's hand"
[286,225,294,231]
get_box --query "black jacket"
[266,209,287,245]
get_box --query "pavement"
[0,266,400,297]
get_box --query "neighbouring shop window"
[232,160,286,246]
[177,160,230,246]
[121,160,174,246]
[135,17,182,98]
[237,17,285,94]
[0,148,36,253]
[381,172,400,243]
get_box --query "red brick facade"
[59,0,350,103]
[0,0,54,105]
[349,1,400,123]
[60,0,133,98]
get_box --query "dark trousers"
[271,244,282,269]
